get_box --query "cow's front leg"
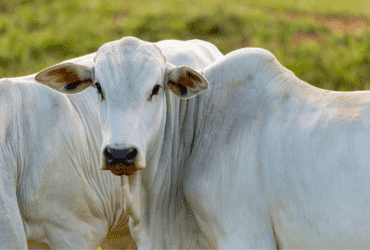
[0,173,28,249]
[184,162,277,249]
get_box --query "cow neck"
[126,89,209,249]
[67,89,125,231]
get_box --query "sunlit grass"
[1,0,369,91]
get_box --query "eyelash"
[95,82,104,100]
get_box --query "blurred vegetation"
[0,0,369,92]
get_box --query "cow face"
[35,37,209,176]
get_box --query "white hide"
[127,47,370,249]
[0,54,136,249]
[24,37,222,249]
[43,40,370,249]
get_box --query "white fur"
[73,42,370,249]
[0,54,135,249]
[181,47,370,248]
[31,37,223,249]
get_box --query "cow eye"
[95,82,104,100]
[152,85,161,96]
[149,85,161,101]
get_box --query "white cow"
[3,38,222,249]
[35,37,370,249]
[0,53,138,249]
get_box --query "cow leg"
[185,160,277,249]
[217,228,278,249]
[189,202,277,249]
[0,176,27,249]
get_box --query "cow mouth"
[106,163,139,176]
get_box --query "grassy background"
[0,0,370,91]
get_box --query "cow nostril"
[104,146,138,164]
[125,147,137,160]
[104,147,114,160]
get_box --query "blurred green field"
[1,0,370,89]
[0,0,370,91]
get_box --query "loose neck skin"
[67,88,127,231]
[125,48,303,249]
[51,53,129,231]
[126,87,210,249]
[121,47,370,249]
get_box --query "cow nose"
[104,146,138,165]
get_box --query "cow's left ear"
[166,65,209,99]
[35,63,94,95]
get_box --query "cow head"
[35,37,209,175]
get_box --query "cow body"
[36,38,370,249]
[186,48,370,248]
[3,38,222,249]
[260,67,370,248]
[0,53,135,249]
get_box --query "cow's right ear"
[165,64,209,99]
[35,62,94,94]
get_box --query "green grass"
[247,0,370,15]
[1,0,370,91]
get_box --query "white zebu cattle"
[3,38,222,249]
[35,37,370,249]
[0,53,137,249]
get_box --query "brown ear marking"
[167,71,204,96]
[47,64,82,83]
[168,80,188,96]
[64,79,91,91]
[178,71,202,88]
[35,63,91,84]
[55,66,80,83]
[35,63,94,94]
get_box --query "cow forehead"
[94,38,166,93]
